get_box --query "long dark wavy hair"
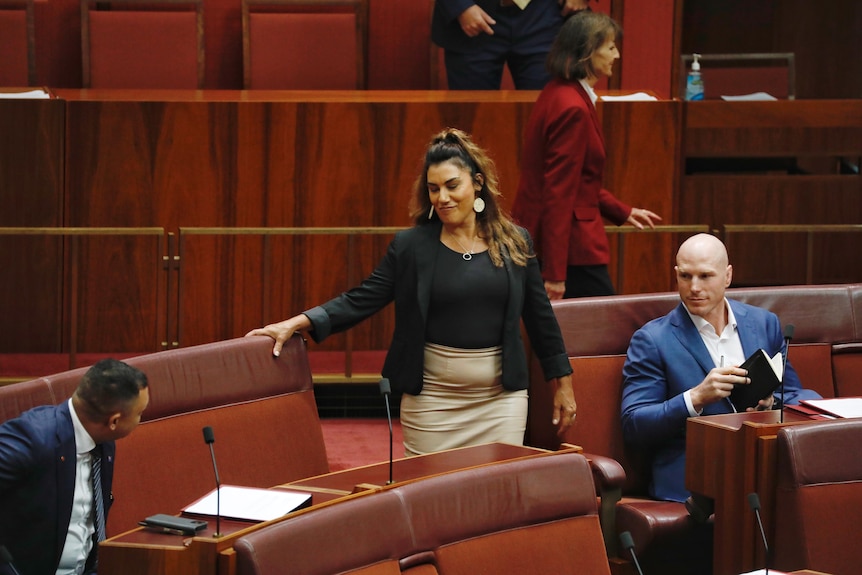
[408,128,531,267]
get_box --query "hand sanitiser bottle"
[685,53,704,101]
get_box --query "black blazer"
[304,222,572,395]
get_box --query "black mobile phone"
[139,514,208,535]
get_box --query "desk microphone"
[0,546,22,575]
[619,531,645,575]
[202,426,222,537]
[379,377,394,485]
[780,324,795,423]
[747,492,770,575]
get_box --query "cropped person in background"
[247,128,575,456]
[431,0,591,90]
[0,359,149,575]
[512,10,661,299]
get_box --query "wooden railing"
[3,224,862,383]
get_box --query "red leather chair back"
[774,419,862,575]
[0,0,35,86]
[81,0,204,89]
[242,0,367,90]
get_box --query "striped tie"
[92,448,107,543]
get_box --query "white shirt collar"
[683,298,737,337]
[68,398,96,455]
[578,78,598,106]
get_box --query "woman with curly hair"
[247,128,575,456]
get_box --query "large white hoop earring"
[473,197,486,213]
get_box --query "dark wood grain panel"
[65,100,244,227]
[680,175,862,286]
[683,100,862,157]
[69,235,163,351]
[0,99,65,352]
[169,96,538,346]
[680,175,862,226]
[601,100,682,293]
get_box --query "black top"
[426,245,508,349]
[304,222,573,395]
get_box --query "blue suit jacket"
[620,299,820,502]
[0,401,115,575]
[304,221,572,395]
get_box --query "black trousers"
[564,264,616,298]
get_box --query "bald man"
[620,234,820,504]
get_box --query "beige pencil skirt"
[399,342,528,457]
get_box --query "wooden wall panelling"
[63,232,165,354]
[682,101,862,158]
[0,99,65,353]
[680,100,862,287]
[71,93,541,347]
[63,97,244,351]
[600,99,682,293]
[64,99,243,229]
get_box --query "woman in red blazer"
[512,11,661,299]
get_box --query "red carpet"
[320,418,404,471]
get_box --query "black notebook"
[729,349,783,411]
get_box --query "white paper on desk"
[0,89,50,99]
[801,397,862,419]
[600,92,658,102]
[720,92,777,101]
[738,570,791,575]
[182,485,311,522]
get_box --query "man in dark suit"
[0,359,149,575]
[431,0,590,90]
[620,233,820,504]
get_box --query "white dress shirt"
[682,299,746,415]
[56,399,97,575]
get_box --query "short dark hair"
[75,358,148,418]
[546,11,621,81]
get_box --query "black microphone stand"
[747,493,770,575]
[780,324,795,423]
[379,378,394,485]
[203,426,221,537]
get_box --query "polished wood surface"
[686,411,819,575]
[7,90,680,354]
[98,442,569,575]
[0,98,64,353]
[679,100,862,287]
[2,93,861,369]
[601,99,681,293]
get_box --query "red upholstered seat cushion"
[248,12,357,89]
[615,497,694,554]
[0,10,29,86]
[89,11,199,89]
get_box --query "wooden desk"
[686,411,818,575]
[99,442,575,575]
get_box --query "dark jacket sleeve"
[519,230,572,381]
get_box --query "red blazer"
[512,79,631,282]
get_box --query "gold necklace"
[448,231,476,261]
